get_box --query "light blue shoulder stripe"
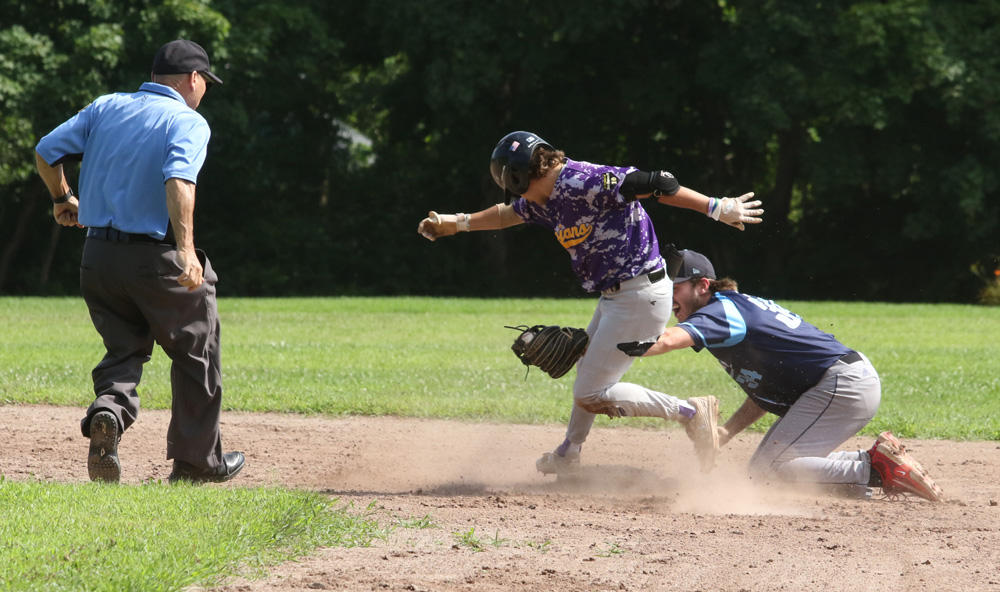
[710,293,746,348]
[678,322,707,348]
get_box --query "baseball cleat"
[536,450,581,477]
[87,411,121,483]
[683,396,720,473]
[868,431,945,502]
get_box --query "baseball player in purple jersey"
[617,250,945,501]
[417,131,763,476]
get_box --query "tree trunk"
[764,126,804,277]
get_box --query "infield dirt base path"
[3,404,999,591]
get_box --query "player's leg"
[565,301,604,443]
[575,281,717,472]
[746,356,881,488]
[535,302,604,475]
[537,275,676,475]
[573,278,686,421]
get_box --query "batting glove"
[707,192,763,231]
[418,211,470,241]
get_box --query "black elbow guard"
[620,170,680,201]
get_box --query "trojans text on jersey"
[555,223,593,249]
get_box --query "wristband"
[457,213,471,232]
[706,197,720,220]
[52,188,75,205]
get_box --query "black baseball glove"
[616,340,656,357]
[506,324,590,379]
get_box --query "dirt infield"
[4,404,999,591]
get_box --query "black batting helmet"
[490,131,553,202]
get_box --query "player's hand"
[418,211,466,241]
[175,247,204,291]
[712,192,763,231]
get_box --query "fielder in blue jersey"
[618,250,945,501]
[417,131,764,477]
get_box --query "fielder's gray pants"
[79,237,225,471]
[565,269,685,445]
[747,353,881,487]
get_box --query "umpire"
[34,39,244,484]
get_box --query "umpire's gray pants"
[79,237,225,471]
[747,353,881,487]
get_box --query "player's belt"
[86,227,175,246]
[646,267,667,284]
[603,267,667,295]
[838,351,863,365]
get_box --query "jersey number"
[735,368,762,389]
[744,295,802,329]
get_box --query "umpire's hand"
[53,198,83,228]
[175,247,204,291]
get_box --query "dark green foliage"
[2,0,998,301]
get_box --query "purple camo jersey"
[512,159,664,293]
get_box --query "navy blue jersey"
[677,291,851,416]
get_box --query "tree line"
[2,0,998,303]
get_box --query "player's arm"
[660,186,763,231]
[417,203,523,241]
[617,168,762,231]
[616,326,695,357]
[656,185,712,211]
[718,396,767,447]
[35,151,81,227]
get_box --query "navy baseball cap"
[672,250,716,283]
[152,40,223,85]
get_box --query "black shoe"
[87,411,121,483]
[169,451,245,484]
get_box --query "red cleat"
[868,432,945,502]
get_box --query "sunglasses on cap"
[198,71,215,91]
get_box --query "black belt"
[86,227,174,246]
[839,351,863,365]
[607,267,666,293]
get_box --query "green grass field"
[1,296,998,590]
[0,480,388,592]
[2,296,997,439]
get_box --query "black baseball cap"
[672,250,716,283]
[152,40,223,85]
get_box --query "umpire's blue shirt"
[36,82,210,240]
[677,291,851,416]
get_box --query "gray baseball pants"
[565,269,685,445]
[78,236,225,471]
[747,353,881,487]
